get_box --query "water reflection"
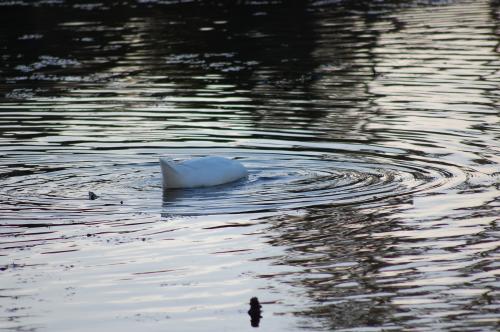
[263,205,398,330]
[1,0,499,331]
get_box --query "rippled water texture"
[1,0,499,331]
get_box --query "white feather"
[160,156,248,189]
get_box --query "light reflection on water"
[1,0,499,331]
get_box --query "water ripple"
[0,146,469,222]
[0,0,498,331]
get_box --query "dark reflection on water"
[1,0,499,331]
[266,202,498,330]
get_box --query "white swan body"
[160,156,248,189]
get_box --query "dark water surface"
[1,0,499,331]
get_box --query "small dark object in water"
[120,200,123,205]
[88,191,98,200]
[248,297,262,327]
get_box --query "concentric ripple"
[161,150,466,215]
[0,148,467,222]
[1,1,498,331]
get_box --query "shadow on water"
[263,205,404,330]
[264,200,498,330]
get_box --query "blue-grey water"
[0,1,499,331]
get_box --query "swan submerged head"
[160,156,248,189]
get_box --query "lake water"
[0,0,499,331]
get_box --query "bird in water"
[248,297,262,327]
[88,191,98,200]
[159,156,248,189]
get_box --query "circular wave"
[0,149,467,222]
[161,151,465,215]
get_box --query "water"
[0,0,499,331]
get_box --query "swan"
[160,156,248,189]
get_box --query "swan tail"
[159,157,179,188]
